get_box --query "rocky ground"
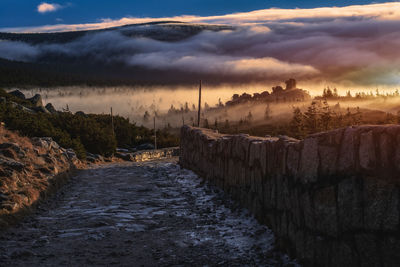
[0,127,81,227]
[0,158,298,266]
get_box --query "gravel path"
[0,158,298,266]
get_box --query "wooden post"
[111,107,114,136]
[154,116,157,150]
[197,80,202,127]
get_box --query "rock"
[136,143,155,150]
[2,202,18,211]
[116,152,132,161]
[337,177,363,232]
[382,236,400,267]
[0,193,8,201]
[355,234,380,267]
[8,90,25,99]
[32,137,60,150]
[45,103,57,114]
[363,177,399,231]
[28,94,43,107]
[318,145,337,176]
[379,132,393,172]
[359,131,375,170]
[286,144,300,177]
[93,154,104,162]
[65,149,77,159]
[75,111,87,117]
[285,78,297,90]
[41,138,60,150]
[313,186,338,236]
[338,127,357,172]
[117,148,130,153]
[0,142,22,153]
[33,106,50,114]
[299,137,319,183]
[11,102,35,114]
[86,153,104,163]
[0,157,25,171]
[32,137,50,149]
[1,149,17,159]
[86,156,96,163]
[0,168,17,178]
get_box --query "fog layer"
[1,3,400,87]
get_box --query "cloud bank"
[4,2,400,33]
[37,2,63,14]
[1,2,400,87]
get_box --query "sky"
[0,1,399,30]
[0,1,400,88]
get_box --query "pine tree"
[320,100,332,130]
[143,111,150,122]
[264,104,271,120]
[184,102,189,113]
[203,118,209,128]
[290,107,305,138]
[304,101,319,133]
[247,111,253,122]
[224,119,230,130]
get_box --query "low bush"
[0,98,179,159]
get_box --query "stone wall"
[179,125,400,267]
[116,147,180,162]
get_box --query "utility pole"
[154,116,157,150]
[111,107,114,136]
[197,80,202,127]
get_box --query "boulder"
[0,157,25,171]
[86,156,97,163]
[11,102,35,114]
[115,152,134,161]
[0,142,22,153]
[86,153,104,163]
[299,137,319,183]
[31,137,60,151]
[28,94,43,107]
[75,111,87,117]
[33,106,50,114]
[9,90,25,99]
[45,103,57,114]
[136,143,155,150]
[359,131,375,170]
[285,78,297,90]
[31,137,50,149]
[0,142,25,159]
[117,148,130,153]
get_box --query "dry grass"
[0,126,74,227]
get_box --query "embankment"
[179,125,400,267]
[0,127,81,228]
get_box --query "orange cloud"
[37,2,62,14]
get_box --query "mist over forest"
[2,3,400,138]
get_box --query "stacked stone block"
[179,125,400,267]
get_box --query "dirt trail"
[0,158,297,266]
